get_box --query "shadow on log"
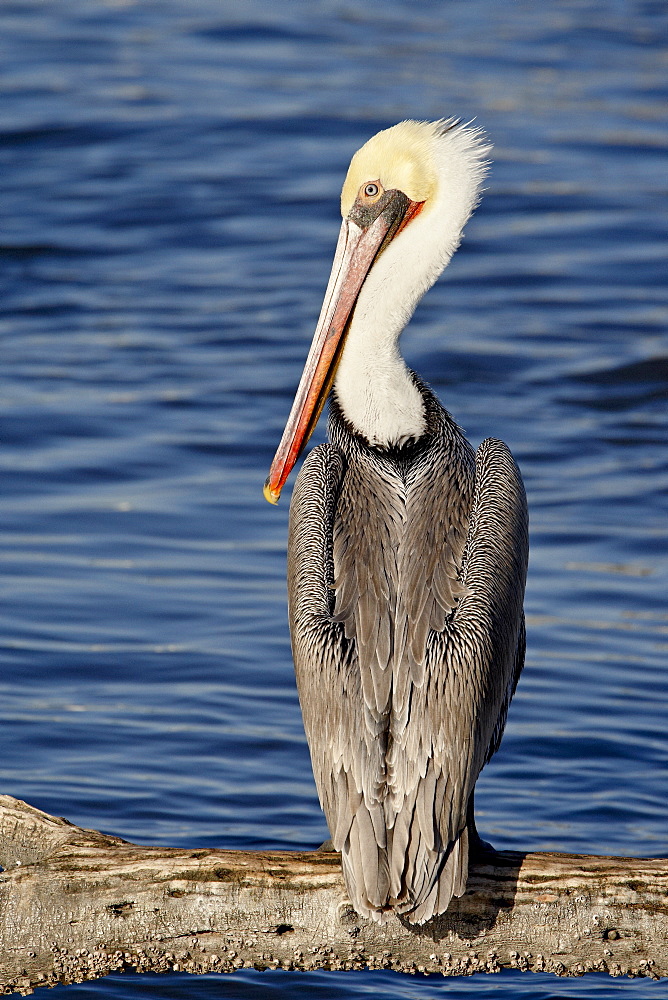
[0,794,665,994]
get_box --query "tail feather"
[339,801,470,923]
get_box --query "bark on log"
[0,794,665,994]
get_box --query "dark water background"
[1,0,667,996]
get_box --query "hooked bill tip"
[263,478,281,505]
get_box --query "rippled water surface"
[1,0,667,997]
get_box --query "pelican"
[264,120,528,923]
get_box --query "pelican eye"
[364,182,380,198]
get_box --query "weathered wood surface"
[0,794,666,994]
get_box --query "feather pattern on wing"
[287,377,528,923]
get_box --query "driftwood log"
[0,795,666,994]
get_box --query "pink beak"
[265,192,422,503]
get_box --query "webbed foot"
[466,789,496,858]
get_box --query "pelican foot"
[466,789,496,858]
[468,824,496,859]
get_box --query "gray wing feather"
[394,437,527,922]
[288,434,528,923]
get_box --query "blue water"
[1,0,666,996]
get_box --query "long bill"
[264,199,414,504]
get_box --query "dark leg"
[466,788,495,857]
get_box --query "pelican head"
[265,119,490,503]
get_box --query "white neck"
[333,127,486,447]
[333,311,425,448]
